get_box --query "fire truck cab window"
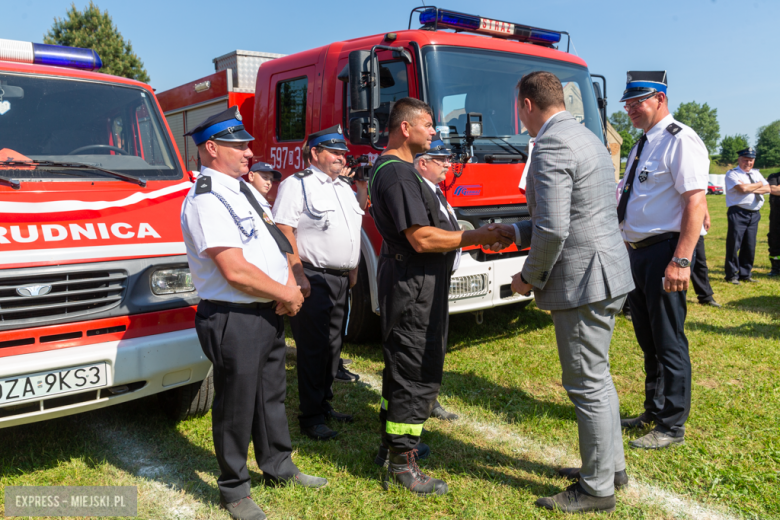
[276,77,308,141]
[347,61,409,147]
[0,73,181,180]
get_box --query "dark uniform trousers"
[768,201,780,259]
[289,267,349,427]
[627,236,694,437]
[725,206,761,280]
[195,300,298,503]
[378,251,455,452]
[690,236,715,303]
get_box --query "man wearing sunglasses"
[616,71,709,450]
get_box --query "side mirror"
[592,82,606,109]
[349,50,380,112]
[349,116,379,146]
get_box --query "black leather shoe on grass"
[262,472,328,489]
[326,409,354,423]
[728,278,740,285]
[383,449,447,496]
[301,423,338,441]
[629,429,684,449]
[558,467,629,490]
[430,403,459,421]
[621,413,653,429]
[700,300,722,308]
[374,443,430,466]
[334,365,360,383]
[220,496,266,520]
[535,481,616,513]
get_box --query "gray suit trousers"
[550,294,627,497]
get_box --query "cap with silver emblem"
[620,71,668,102]
[250,161,282,181]
[737,147,756,159]
[415,132,451,159]
[307,125,348,151]
[185,105,255,146]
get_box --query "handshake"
[471,223,516,252]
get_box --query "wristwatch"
[671,256,691,268]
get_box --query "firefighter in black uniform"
[767,170,780,276]
[369,97,512,496]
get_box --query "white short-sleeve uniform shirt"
[618,114,710,243]
[725,167,768,210]
[181,167,289,303]
[273,165,364,270]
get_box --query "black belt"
[626,232,680,250]
[301,261,350,277]
[205,299,275,310]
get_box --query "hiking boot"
[629,429,684,449]
[220,496,266,520]
[535,481,616,513]
[768,259,780,276]
[262,472,328,489]
[383,449,448,495]
[301,423,338,441]
[374,443,430,466]
[621,412,653,429]
[557,467,629,490]
[430,403,459,421]
[326,409,354,423]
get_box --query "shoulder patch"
[295,169,313,178]
[666,123,682,136]
[195,176,212,194]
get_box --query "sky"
[3,0,779,145]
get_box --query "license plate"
[0,363,108,407]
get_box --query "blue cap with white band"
[620,71,668,102]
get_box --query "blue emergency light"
[418,8,562,46]
[0,38,102,71]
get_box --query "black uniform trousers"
[289,267,349,427]
[195,300,298,503]
[768,201,780,259]
[690,236,715,303]
[378,252,455,452]
[627,236,694,438]
[725,206,761,280]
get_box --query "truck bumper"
[448,252,533,314]
[0,328,209,428]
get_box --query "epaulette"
[294,169,313,178]
[666,123,683,136]
[195,176,212,194]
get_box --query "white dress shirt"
[725,167,768,210]
[617,114,710,243]
[181,167,289,303]
[273,165,364,270]
[422,176,461,271]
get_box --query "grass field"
[1,195,778,519]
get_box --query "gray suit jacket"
[515,112,634,311]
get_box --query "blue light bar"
[0,38,102,71]
[418,8,562,46]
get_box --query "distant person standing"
[724,147,770,283]
[690,204,720,307]
[766,170,780,276]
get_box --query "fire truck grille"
[0,270,128,325]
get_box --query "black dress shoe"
[220,496,266,520]
[535,481,615,513]
[621,412,653,429]
[334,365,359,383]
[301,423,338,440]
[374,442,430,466]
[326,409,354,423]
[430,403,459,421]
[739,277,757,283]
[699,300,722,308]
[629,429,684,449]
[262,472,328,489]
[727,278,740,285]
[558,467,629,490]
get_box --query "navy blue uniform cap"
[250,161,282,181]
[415,132,452,159]
[185,106,254,145]
[737,147,757,159]
[307,124,348,151]
[620,71,668,102]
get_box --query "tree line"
[610,104,780,169]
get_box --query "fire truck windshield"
[423,47,605,155]
[0,73,181,181]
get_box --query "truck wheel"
[157,369,214,421]
[345,259,380,344]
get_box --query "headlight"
[458,219,474,231]
[151,268,195,295]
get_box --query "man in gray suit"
[499,71,635,513]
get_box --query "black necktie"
[435,187,459,230]
[239,182,293,255]
[617,134,648,224]
[747,172,765,203]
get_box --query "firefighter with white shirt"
[273,125,368,441]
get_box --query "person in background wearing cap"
[616,72,709,450]
[243,161,281,199]
[272,125,368,441]
[767,169,780,276]
[724,147,770,283]
[180,107,326,520]
[369,97,513,496]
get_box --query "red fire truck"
[158,7,611,341]
[0,39,212,428]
